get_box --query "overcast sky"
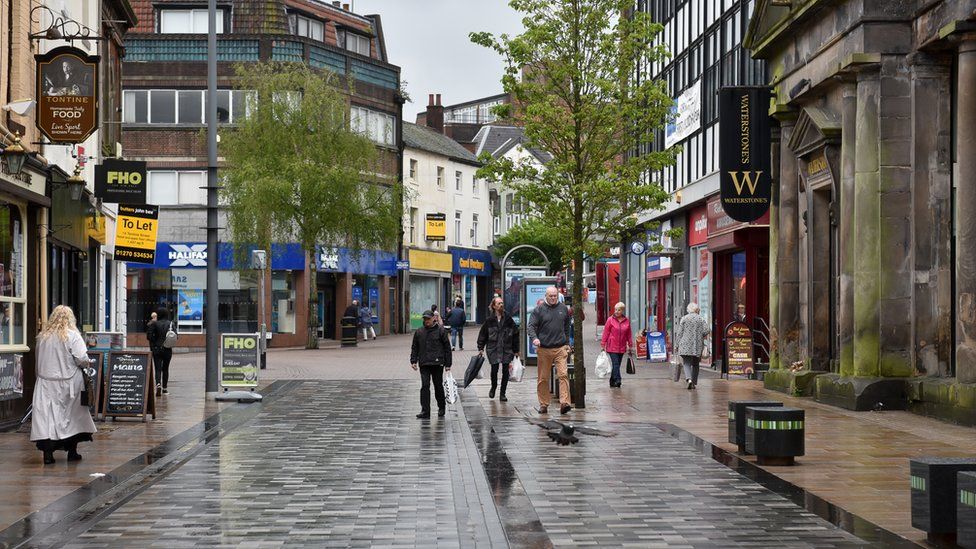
[353,0,524,121]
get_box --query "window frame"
[158,8,227,34]
[0,200,28,351]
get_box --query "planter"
[744,406,804,466]
[959,472,976,549]
[910,457,976,544]
[728,400,783,453]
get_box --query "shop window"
[272,271,296,334]
[0,204,26,348]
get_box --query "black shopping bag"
[463,354,485,388]
[625,352,637,375]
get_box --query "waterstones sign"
[719,87,772,223]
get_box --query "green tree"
[472,0,674,407]
[221,62,402,349]
[492,218,565,274]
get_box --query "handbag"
[625,351,637,375]
[670,355,682,382]
[67,339,95,407]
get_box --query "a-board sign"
[221,333,259,388]
[104,351,156,420]
[724,321,755,375]
[635,333,648,360]
[647,331,668,361]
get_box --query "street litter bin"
[341,316,358,347]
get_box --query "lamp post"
[66,164,86,201]
[3,133,27,175]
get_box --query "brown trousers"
[536,346,570,406]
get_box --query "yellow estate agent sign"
[114,205,159,264]
[425,212,446,241]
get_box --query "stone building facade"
[746,0,976,422]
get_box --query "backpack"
[162,321,178,348]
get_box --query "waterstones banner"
[718,87,772,223]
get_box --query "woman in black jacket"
[477,296,519,401]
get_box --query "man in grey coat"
[527,286,572,415]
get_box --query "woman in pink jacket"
[601,302,633,388]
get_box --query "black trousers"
[152,348,173,388]
[490,362,510,396]
[419,364,446,413]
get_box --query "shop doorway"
[315,272,337,339]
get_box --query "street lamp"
[65,164,86,201]
[3,133,26,175]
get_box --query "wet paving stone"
[59,380,870,548]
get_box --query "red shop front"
[705,194,771,365]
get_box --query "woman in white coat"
[30,305,96,464]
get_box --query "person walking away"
[527,287,572,415]
[477,296,519,401]
[447,304,466,351]
[601,302,633,388]
[147,308,175,395]
[410,310,452,418]
[30,305,97,464]
[676,302,710,390]
[359,304,376,340]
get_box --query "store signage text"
[459,257,485,271]
[719,87,772,222]
[168,244,208,267]
[114,205,159,264]
[35,46,99,143]
[95,159,147,203]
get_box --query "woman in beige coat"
[30,305,96,464]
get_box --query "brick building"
[121,0,403,348]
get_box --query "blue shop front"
[449,247,493,324]
[126,242,307,348]
[315,246,397,339]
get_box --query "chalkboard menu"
[724,321,755,376]
[104,351,155,420]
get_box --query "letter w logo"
[728,171,763,195]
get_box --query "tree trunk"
[306,250,320,349]
[571,249,586,408]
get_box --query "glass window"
[178,172,206,205]
[291,14,324,41]
[160,9,225,34]
[0,203,26,348]
[454,211,462,245]
[455,171,462,192]
[271,271,296,334]
[472,175,479,195]
[409,159,418,179]
[123,90,148,123]
[345,32,370,56]
[178,90,203,124]
[148,171,178,205]
[437,167,445,187]
[149,90,175,123]
[472,214,479,246]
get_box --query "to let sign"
[95,159,147,203]
[724,321,755,376]
[426,213,446,241]
[114,205,159,264]
[36,47,99,144]
[719,87,772,222]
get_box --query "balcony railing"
[125,35,399,91]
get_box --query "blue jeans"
[608,352,623,386]
[450,326,464,349]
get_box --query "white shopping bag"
[509,356,525,383]
[444,371,459,404]
[595,351,611,378]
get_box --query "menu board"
[104,351,155,419]
[221,334,259,388]
[724,321,755,376]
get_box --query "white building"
[402,122,491,329]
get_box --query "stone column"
[777,117,801,368]
[838,82,857,377]
[955,38,976,383]
[768,127,781,369]
[853,71,882,377]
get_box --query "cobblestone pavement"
[39,379,866,548]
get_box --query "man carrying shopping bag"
[411,310,453,418]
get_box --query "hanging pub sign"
[35,46,99,144]
[95,159,147,203]
[719,87,771,222]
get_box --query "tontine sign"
[719,87,771,222]
[35,46,99,144]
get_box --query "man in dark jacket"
[146,308,175,396]
[527,286,572,414]
[446,305,466,351]
[410,310,453,418]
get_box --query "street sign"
[395,260,409,270]
[35,46,99,144]
[724,321,755,376]
[95,159,146,203]
[719,87,772,222]
[220,334,260,388]
[113,205,159,264]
